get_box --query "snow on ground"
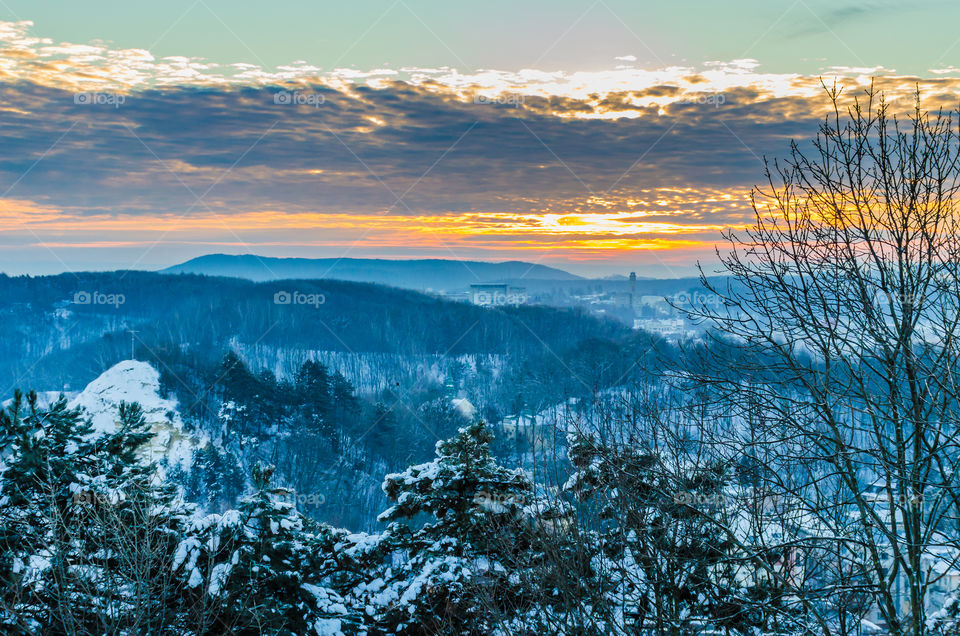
[69,360,205,470]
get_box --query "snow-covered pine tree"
[173,462,358,635]
[0,393,191,633]
[358,420,569,634]
[565,435,753,635]
[178,443,246,513]
[928,592,960,635]
[564,433,786,635]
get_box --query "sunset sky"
[2,0,960,276]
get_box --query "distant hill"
[0,270,634,393]
[161,254,582,290]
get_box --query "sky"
[1,1,960,277]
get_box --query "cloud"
[0,20,958,270]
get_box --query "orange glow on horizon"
[0,189,752,260]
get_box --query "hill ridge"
[161,254,582,290]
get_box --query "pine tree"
[295,361,333,428]
[929,593,960,635]
[213,352,267,437]
[331,371,359,419]
[365,402,399,463]
[0,393,192,633]
[214,352,258,404]
[180,444,245,512]
[564,434,787,635]
[173,462,358,634]
[359,421,568,634]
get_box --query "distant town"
[460,273,713,340]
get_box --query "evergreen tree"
[564,434,790,635]
[180,444,245,512]
[358,421,568,634]
[213,352,261,437]
[0,393,191,633]
[365,402,399,463]
[929,593,960,635]
[330,372,359,421]
[214,352,258,404]
[254,369,282,435]
[173,462,358,635]
[296,361,332,413]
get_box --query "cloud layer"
[0,20,958,275]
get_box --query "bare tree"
[683,84,960,635]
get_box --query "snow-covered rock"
[451,397,477,420]
[69,360,204,470]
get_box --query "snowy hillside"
[69,360,204,470]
